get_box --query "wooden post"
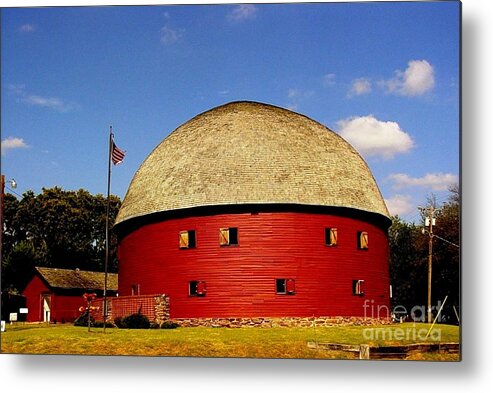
[427,214,433,323]
[87,300,91,332]
[359,344,370,360]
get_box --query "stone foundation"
[153,295,170,325]
[172,316,392,328]
[91,295,390,328]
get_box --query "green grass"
[0,322,460,360]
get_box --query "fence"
[91,294,170,325]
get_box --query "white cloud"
[387,173,458,191]
[286,89,314,111]
[384,194,415,217]
[160,25,184,45]
[380,59,435,96]
[287,88,298,99]
[1,137,29,155]
[348,78,371,97]
[22,94,76,112]
[323,73,336,87]
[336,115,414,159]
[19,24,36,32]
[227,5,258,22]
[287,89,314,99]
[8,84,77,112]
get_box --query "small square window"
[352,280,364,296]
[179,230,196,249]
[276,278,295,295]
[220,227,238,246]
[276,278,286,294]
[325,228,338,246]
[357,231,369,250]
[189,281,206,297]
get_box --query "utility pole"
[0,175,4,260]
[420,203,437,324]
[0,175,17,261]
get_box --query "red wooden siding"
[50,295,87,323]
[118,211,390,319]
[22,274,87,323]
[23,274,49,322]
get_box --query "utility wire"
[422,228,460,248]
[5,186,22,198]
[432,233,460,248]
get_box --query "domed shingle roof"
[115,101,389,226]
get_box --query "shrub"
[149,322,160,329]
[161,321,180,329]
[92,321,115,328]
[121,313,150,329]
[114,316,125,328]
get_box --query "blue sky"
[1,1,460,222]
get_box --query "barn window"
[131,284,140,296]
[219,227,238,246]
[357,231,369,250]
[179,230,196,249]
[352,280,364,296]
[189,281,206,297]
[325,228,338,246]
[276,278,295,295]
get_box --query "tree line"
[1,187,121,293]
[389,185,460,322]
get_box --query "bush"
[73,311,94,327]
[114,316,125,328]
[92,320,115,328]
[120,313,150,329]
[161,321,180,329]
[149,322,160,329]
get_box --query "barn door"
[42,295,51,322]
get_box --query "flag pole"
[103,125,113,333]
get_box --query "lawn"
[0,322,460,360]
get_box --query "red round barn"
[114,102,391,319]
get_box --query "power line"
[434,233,460,248]
[5,186,22,198]
[422,228,460,248]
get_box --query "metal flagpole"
[103,125,113,333]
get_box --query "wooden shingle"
[35,267,118,291]
[115,101,390,227]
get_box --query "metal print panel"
[1,1,460,362]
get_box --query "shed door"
[42,295,51,322]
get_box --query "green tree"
[2,193,20,255]
[430,185,460,308]
[389,185,460,322]
[2,187,121,292]
[1,240,40,293]
[389,216,427,311]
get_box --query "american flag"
[111,140,126,165]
